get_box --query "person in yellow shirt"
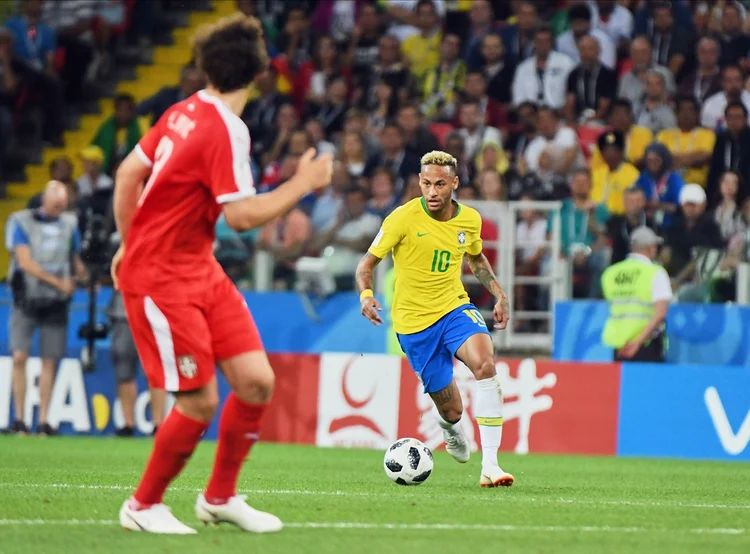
[591,130,641,215]
[656,95,715,188]
[356,150,514,489]
[590,98,652,172]
[401,0,443,84]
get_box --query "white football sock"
[475,376,504,472]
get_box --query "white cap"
[630,226,664,247]
[679,183,707,205]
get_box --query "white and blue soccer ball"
[384,438,434,486]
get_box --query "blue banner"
[618,363,750,461]
[0,288,386,355]
[554,301,750,366]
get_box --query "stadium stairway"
[0,0,236,278]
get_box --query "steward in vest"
[601,226,673,362]
[4,181,85,435]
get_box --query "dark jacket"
[706,127,750,209]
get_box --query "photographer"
[5,181,86,435]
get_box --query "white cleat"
[195,494,283,534]
[119,499,197,534]
[443,428,470,463]
[480,466,515,488]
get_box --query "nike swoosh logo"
[417,232,429,237]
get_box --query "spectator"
[26,156,77,210]
[505,101,538,164]
[40,0,95,103]
[591,131,641,216]
[401,0,443,83]
[338,130,369,182]
[707,100,750,206]
[592,99,653,172]
[397,103,440,155]
[635,142,684,229]
[342,108,381,158]
[456,185,477,200]
[383,0,446,43]
[363,122,421,193]
[551,168,610,298]
[701,65,750,130]
[564,34,617,124]
[367,168,399,219]
[420,32,466,121]
[367,77,397,132]
[618,37,675,118]
[589,0,634,51]
[514,194,547,329]
[311,186,381,290]
[91,93,142,175]
[305,118,337,156]
[556,4,616,69]
[713,170,745,241]
[4,0,56,73]
[243,65,290,149]
[444,131,472,185]
[678,36,722,105]
[347,2,382,80]
[636,70,677,135]
[662,184,724,301]
[0,28,20,171]
[479,33,513,104]
[359,35,414,110]
[499,0,538,65]
[646,1,690,79]
[311,162,348,234]
[296,35,347,110]
[310,0,358,44]
[656,95,716,189]
[607,186,657,264]
[305,73,349,136]
[260,102,300,168]
[476,167,506,201]
[458,70,507,130]
[257,203,312,291]
[504,162,549,201]
[136,64,204,126]
[524,106,584,184]
[463,0,496,70]
[76,145,113,198]
[715,1,750,68]
[512,24,574,109]
[633,0,694,38]
[455,99,503,164]
[277,4,317,69]
[474,138,510,179]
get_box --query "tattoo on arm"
[355,252,382,293]
[467,253,508,308]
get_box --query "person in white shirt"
[456,100,502,161]
[514,194,548,330]
[556,3,616,69]
[76,145,113,197]
[512,24,574,109]
[589,0,633,47]
[524,106,584,181]
[701,65,750,131]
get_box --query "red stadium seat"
[577,125,606,161]
[428,123,456,148]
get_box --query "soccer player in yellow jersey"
[355,151,514,488]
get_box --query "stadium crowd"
[6,0,750,310]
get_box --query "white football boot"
[480,466,515,488]
[195,494,283,533]
[443,425,470,463]
[119,499,197,534]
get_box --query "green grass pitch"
[0,436,749,554]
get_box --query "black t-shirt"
[718,33,750,67]
[607,214,657,264]
[352,36,379,79]
[0,57,29,108]
[566,64,617,118]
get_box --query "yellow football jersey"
[369,197,482,335]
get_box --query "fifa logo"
[417,358,557,454]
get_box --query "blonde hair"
[420,150,458,173]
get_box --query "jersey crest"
[457,231,467,245]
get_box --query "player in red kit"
[111,15,333,534]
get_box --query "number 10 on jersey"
[431,249,451,272]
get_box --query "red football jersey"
[118,90,255,298]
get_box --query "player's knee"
[177,387,220,422]
[440,406,463,425]
[473,358,496,381]
[12,351,27,368]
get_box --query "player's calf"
[430,382,470,464]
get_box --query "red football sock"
[131,409,208,508]
[204,392,266,504]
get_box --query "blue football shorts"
[396,303,491,394]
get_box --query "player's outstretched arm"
[465,252,510,330]
[356,252,384,326]
[223,148,333,232]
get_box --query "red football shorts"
[123,275,263,392]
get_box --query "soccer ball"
[383,438,434,486]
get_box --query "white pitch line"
[0,519,744,535]
[2,482,749,511]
